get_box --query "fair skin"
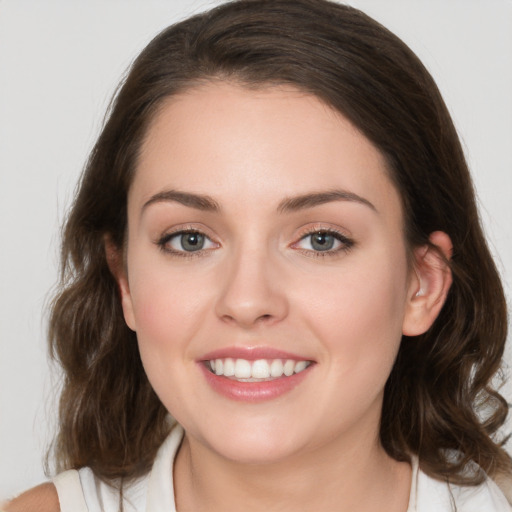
[116,82,451,511]
[3,483,59,512]
[6,82,451,512]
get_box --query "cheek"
[299,248,409,374]
[126,252,210,365]
[127,263,210,412]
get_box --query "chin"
[212,437,302,465]
[192,416,309,465]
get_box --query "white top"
[53,425,512,512]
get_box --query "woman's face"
[120,82,419,464]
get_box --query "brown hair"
[49,0,510,485]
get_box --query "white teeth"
[208,358,311,380]
[223,358,235,376]
[252,359,270,379]
[294,361,307,373]
[283,359,295,376]
[270,359,284,377]
[234,359,252,379]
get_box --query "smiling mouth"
[206,358,312,381]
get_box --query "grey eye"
[179,232,205,251]
[159,230,217,255]
[310,232,335,251]
[295,230,352,254]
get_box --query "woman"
[4,0,511,510]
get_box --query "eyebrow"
[277,190,377,214]
[142,190,221,213]
[141,188,377,215]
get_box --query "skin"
[113,82,452,511]
[3,483,59,512]
[116,82,451,512]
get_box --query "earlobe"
[402,231,453,336]
[104,235,137,332]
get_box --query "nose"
[214,245,289,329]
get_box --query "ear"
[104,235,137,331]
[402,231,453,336]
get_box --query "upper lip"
[200,346,313,362]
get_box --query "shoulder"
[3,482,60,512]
[449,478,512,512]
[494,471,512,505]
[54,466,148,512]
[415,469,512,512]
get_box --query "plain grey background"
[1,0,511,497]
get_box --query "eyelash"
[156,228,217,259]
[155,227,355,259]
[292,227,355,258]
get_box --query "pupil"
[311,232,334,251]
[181,233,204,251]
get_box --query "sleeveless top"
[53,425,512,512]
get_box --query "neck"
[173,423,411,512]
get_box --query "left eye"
[296,231,346,252]
[164,231,216,252]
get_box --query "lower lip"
[199,363,313,402]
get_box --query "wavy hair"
[49,0,510,485]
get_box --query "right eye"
[158,230,217,255]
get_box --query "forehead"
[132,81,402,221]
